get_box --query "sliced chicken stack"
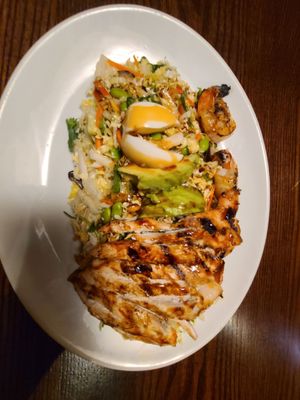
[69,169,242,345]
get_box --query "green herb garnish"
[180,93,188,111]
[151,63,164,72]
[66,118,79,152]
[88,221,98,232]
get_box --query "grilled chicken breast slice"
[100,189,241,258]
[90,240,224,275]
[73,282,180,345]
[70,255,222,345]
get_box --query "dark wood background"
[0,1,299,399]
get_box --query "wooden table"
[0,1,299,399]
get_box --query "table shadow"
[0,186,83,399]
[0,279,63,400]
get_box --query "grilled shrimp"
[197,85,236,141]
[212,149,238,197]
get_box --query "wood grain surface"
[0,1,299,399]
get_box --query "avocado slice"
[141,186,204,217]
[118,155,200,191]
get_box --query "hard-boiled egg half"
[121,102,182,168]
[124,102,178,134]
[121,134,183,168]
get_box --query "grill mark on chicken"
[225,206,239,231]
[121,263,153,277]
[100,189,240,234]
[160,243,176,265]
[127,247,139,260]
[70,256,221,321]
[99,190,242,258]
[158,244,187,280]
[73,283,180,345]
[90,240,224,275]
[200,218,217,234]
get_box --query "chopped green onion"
[110,87,129,99]
[182,146,190,156]
[88,221,98,232]
[150,133,163,140]
[99,118,105,133]
[101,207,111,224]
[180,93,188,111]
[110,147,121,160]
[199,137,210,153]
[139,95,161,104]
[112,202,123,218]
[120,101,127,111]
[112,166,121,193]
[66,118,79,152]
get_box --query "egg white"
[121,133,183,168]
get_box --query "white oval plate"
[0,5,269,370]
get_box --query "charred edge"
[135,263,153,274]
[185,238,195,247]
[213,149,231,166]
[172,264,186,280]
[214,267,224,284]
[200,259,209,271]
[218,250,226,259]
[219,84,231,98]
[214,101,223,114]
[200,218,217,235]
[89,286,101,299]
[225,207,239,230]
[139,244,148,254]
[141,283,153,296]
[202,150,212,162]
[122,263,152,276]
[127,247,139,260]
[159,244,177,266]
[160,244,185,278]
[214,257,225,272]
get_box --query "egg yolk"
[124,102,178,134]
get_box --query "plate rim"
[0,4,270,371]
